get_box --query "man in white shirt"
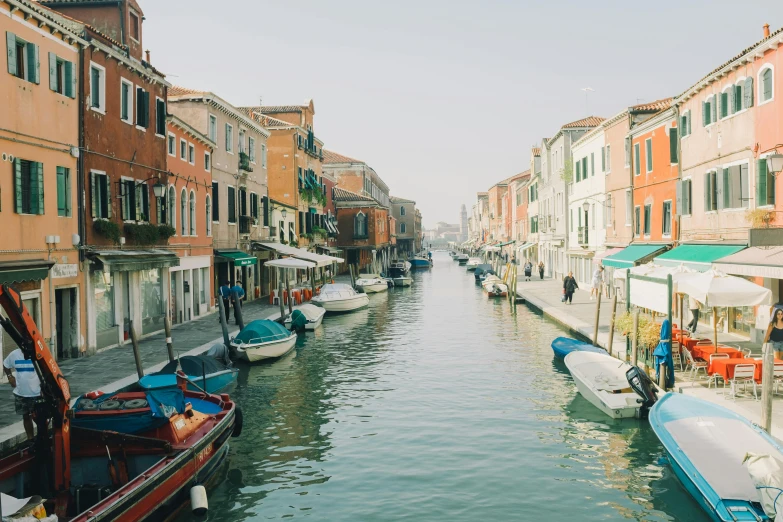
[3,348,41,440]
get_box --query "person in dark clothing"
[764,307,783,359]
[538,262,544,280]
[686,296,700,332]
[563,271,578,304]
[230,281,245,324]
[524,261,532,282]
[219,282,231,323]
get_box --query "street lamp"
[767,153,783,176]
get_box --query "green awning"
[309,207,317,214]
[216,250,258,267]
[498,240,516,247]
[0,260,54,284]
[602,244,669,269]
[655,244,746,272]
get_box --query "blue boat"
[409,256,431,269]
[650,393,781,521]
[139,355,239,394]
[551,336,607,358]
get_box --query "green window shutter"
[601,147,605,172]
[33,162,44,214]
[687,112,692,135]
[48,52,57,91]
[715,170,724,210]
[64,168,71,216]
[90,171,97,217]
[7,32,17,76]
[65,61,75,98]
[757,158,768,206]
[711,97,717,123]
[645,140,652,172]
[57,167,65,216]
[26,42,39,84]
[634,144,640,174]
[582,157,587,180]
[14,159,22,213]
[744,77,754,108]
[702,101,707,127]
[722,168,731,209]
[675,180,682,216]
[685,179,691,215]
[669,128,678,163]
[105,177,112,218]
[704,172,711,211]
[735,85,743,112]
[591,152,595,176]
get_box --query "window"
[238,188,247,218]
[91,171,111,219]
[743,77,754,109]
[733,83,743,113]
[180,189,187,235]
[760,67,773,103]
[250,193,259,223]
[679,110,691,137]
[676,179,692,216]
[89,63,106,112]
[400,205,406,216]
[7,33,39,84]
[120,79,133,123]
[669,127,678,164]
[634,143,640,175]
[227,186,236,223]
[400,223,407,234]
[625,190,632,225]
[249,137,256,163]
[225,124,233,153]
[12,159,44,215]
[704,170,718,211]
[634,205,640,236]
[645,138,653,172]
[625,137,631,167]
[757,158,776,207]
[208,114,217,142]
[715,164,750,210]
[575,160,581,182]
[204,152,211,171]
[155,98,166,136]
[167,133,175,156]
[720,87,731,119]
[188,144,195,165]
[702,97,715,127]
[180,139,187,161]
[354,212,368,238]
[261,143,267,168]
[56,167,71,217]
[135,182,149,221]
[211,182,220,221]
[590,152,595,176]
[582,157,587,181]
[643,204,651,236]
[189,191,196,236]
[48,53,75,97]
[205,195,212,236]
[601,147,605,172]
[662,201,672,236]
[605,145,611,172]
[120,179,135,220]
[157,184,167,224]
[135,86,149,128]
[129,11,140,41]
[167,186,175,228]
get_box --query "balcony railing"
[239,152,253,172]
[239,215,253,234]
[578,226,588,246]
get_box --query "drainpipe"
[47,242,57,359]
[675,103,682,246]
[77,47,86,263]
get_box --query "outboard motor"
[625,365,658,419]
[290,309,308,332]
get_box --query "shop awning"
[713,246,783,279]
[326,220,338,235]
[216,250,258,267]
[93,250,180,272]
[318,246,342,255]
[594,248,623,262]
[655,244,746,272]
[517,242,535,253]
[602,244,669,269]
[0,259,55,285]
[253,242,343,267]
[498,240,516,247]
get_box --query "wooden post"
[278,279,285,320]
[592,290,602,347]
[712,307,718,353]
[310,267,317,301]
[607,293,618,358]
[761,342,774,433]
[658,362,668,391]
[234,289,245,331]
[218,295,230,350]
[129,320,144,379]
[286,269,293,314]
[164,313,174,362]
[631,309,640,366]
[679,294,685,344]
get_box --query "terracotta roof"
[390,196,416,204]
[238,108,291,128]
[631,97,674,112]
[532,147,541,156]
[254,105,306,114]
[169,86,207,97]
[562,116,605,129]
[333,187,375,203]
[323,150,363,165]
[679,25,783,99]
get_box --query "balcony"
[239,152,253,172]
[577,226,588,247]
[239,215,253,234]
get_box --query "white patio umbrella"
[676,269,772,351]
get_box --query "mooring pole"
[218,295,230,350]
[278,279,285,320]
[631,309,640,367]
[164,312,175,362]
[592,290,602,347]
[286,269,293,314]
[129,320,144,379]
[607,293,618,359]
[761,342,774,433]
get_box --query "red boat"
[0,284,241,521]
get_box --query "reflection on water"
[192,253,709,522]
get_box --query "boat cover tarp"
[156,355,227,378]
[72,386,186,433]
[233,319,291,345]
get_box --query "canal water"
[200,252,709,521]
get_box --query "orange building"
[0,0,87,360]
[629,100,678,244]
[333,187,391,269]
[165,116,216,325]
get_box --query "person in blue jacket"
[230,281,245,325]
[218,281,231,323]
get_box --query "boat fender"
[232,405,244,438]
[190,485,208,516]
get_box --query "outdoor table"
[690,344,744,361]
[708,358,783,384]
[681,337,702,350]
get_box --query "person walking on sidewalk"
[219,281,231,323]
[231,281,245,325]
[563,271,578,304]
[686,296,700,333]
[524,261,532,282]
[764,307,783,359]
[3,349,41,440]
[538,261,544,280]
[590,266,604,300]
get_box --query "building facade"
[390,196,417,255]
[334,187,391,269]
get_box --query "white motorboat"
[355,274,389,293]
[564,351,649,419]
[389,261,412,286]
[466,257,482,271]
[311,283,370,313]
[230,319,297,362]
[266,303,326,331]
[392,276,413,287]
[481,274,508,297]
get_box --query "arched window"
[189,191,196,236]
[180,188,187,236]
[206,195,212,236]
[354,211,367,238]
[760,66,774,103]
[168,186,176,232]
[400,223,406,234]
[400,205,406,216]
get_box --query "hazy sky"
[142,1,783,228]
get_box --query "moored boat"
[550,336,607,359]
[409,256,432,269]
[311,283,370,313]
[481,274,508,297]
[266,303,326,331]
[389,260,413,286]
[355,274,390,293]
[230,319,297,362]
[466,257,482,271]
[140,354,238,394]
[457,254,469,265]
[650,393,778,521]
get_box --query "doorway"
[55,288,78,359]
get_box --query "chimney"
[145,49,151,63]
[764,24,770,38]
